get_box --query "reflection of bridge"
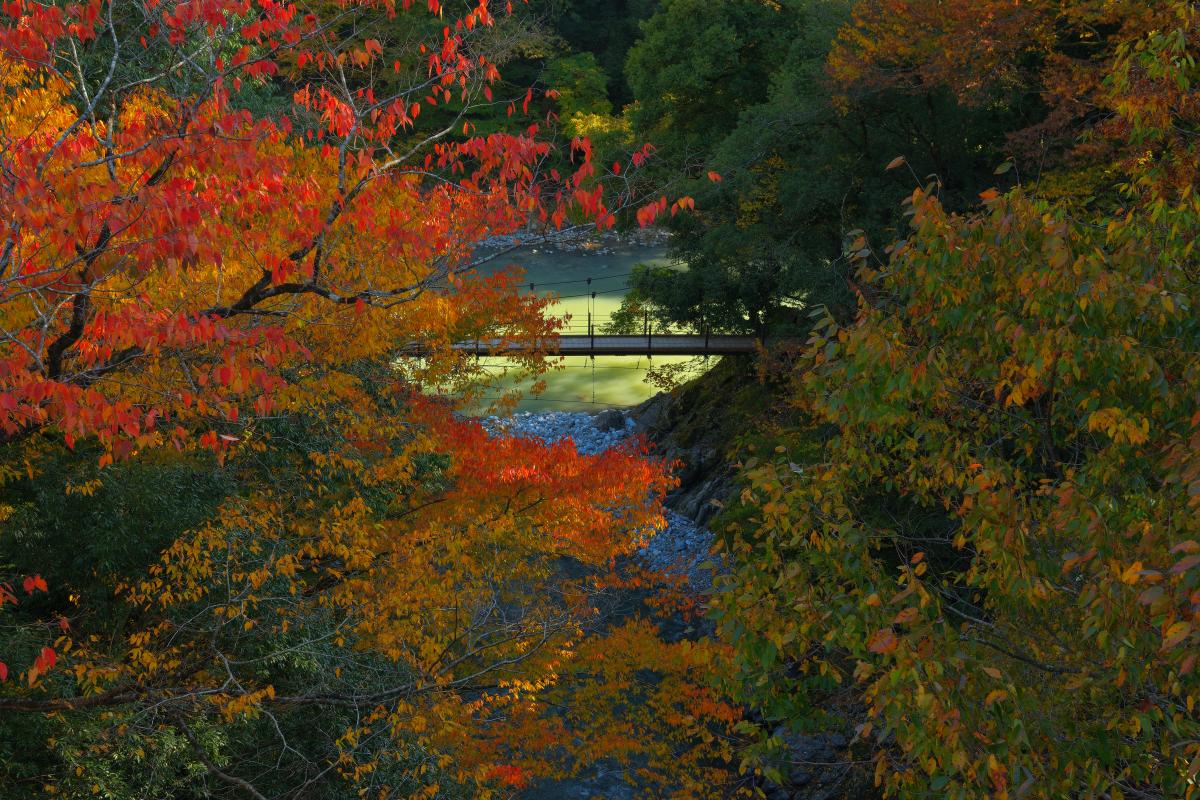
[453,333,759,357]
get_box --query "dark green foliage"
[544,51,612,118]
[624,0,1035,333]
[625,0,785,170]
[0,447,233,617]
[536,0,659,108]
[0,447,235,795]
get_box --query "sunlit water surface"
[466,241,706,412]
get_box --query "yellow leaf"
[1164,621,1192,649]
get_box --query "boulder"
[592,408,627,432]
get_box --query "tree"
[0,0,745,796]
[534,0,659,109]
[625,0,785,174]
[827,0,1167,163]
[715,3,1200,797]
[0,0,567,685]
[544,51,611,120]
[621,0,1024,334]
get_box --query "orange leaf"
[1119,561,1144,584]
[867,627,898,654]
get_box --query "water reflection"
[470,240,701,411]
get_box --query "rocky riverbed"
[474,225,671,257]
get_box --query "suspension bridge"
[453,332,758,357]
[447,270,763,357]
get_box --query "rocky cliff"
[628,358,766,526]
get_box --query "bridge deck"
[452,334,758,357]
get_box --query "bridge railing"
[547,311,721,354]
[463,269,761,347]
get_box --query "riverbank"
[474,225,671,257]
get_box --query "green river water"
[471,241,703,412]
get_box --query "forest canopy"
[2,1,1199,799]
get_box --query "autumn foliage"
[0,0,566,691]
[716,2,1200,798]
[0,0,747,796]
[13,0,1200,796]
[828,0,1168,153]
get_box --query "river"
[469,238,703,411]
[469,241,737,797]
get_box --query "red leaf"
[34,646,56,672]
[486,764,529,789]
